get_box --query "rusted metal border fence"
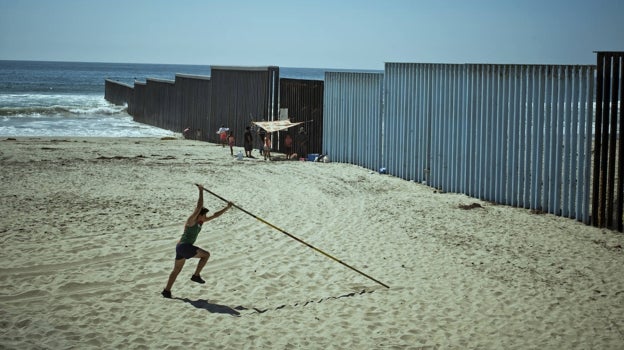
[592,52,623,231]
[105,67,280,146]
[104,56,623,230]
[324,63,596,224]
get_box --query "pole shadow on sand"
[174,289,375,317]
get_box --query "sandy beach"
[1,136,623,349]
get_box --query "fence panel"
[175,74,212,140]
[279,78,324,157]
[323,72,383,169]
[384,63,427,181]
[592,52,623,231]
[132,82,146,122]
[104,79,133,106]
[144,78,178,131]
[209,66,279,147]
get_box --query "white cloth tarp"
[253,119,303,133]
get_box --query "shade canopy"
[253,119,303,133]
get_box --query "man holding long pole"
[162,184,233,299]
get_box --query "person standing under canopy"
[244,126,253,157]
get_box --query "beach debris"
[458,203,483,210]
[158,155,177,160]
[94,155,148,161]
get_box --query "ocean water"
[0,60,330,137]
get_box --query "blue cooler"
[307,153,319,161]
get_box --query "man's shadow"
[175,297,241,317]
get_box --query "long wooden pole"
[201,186,389,289]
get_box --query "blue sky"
[0,0,622,69]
